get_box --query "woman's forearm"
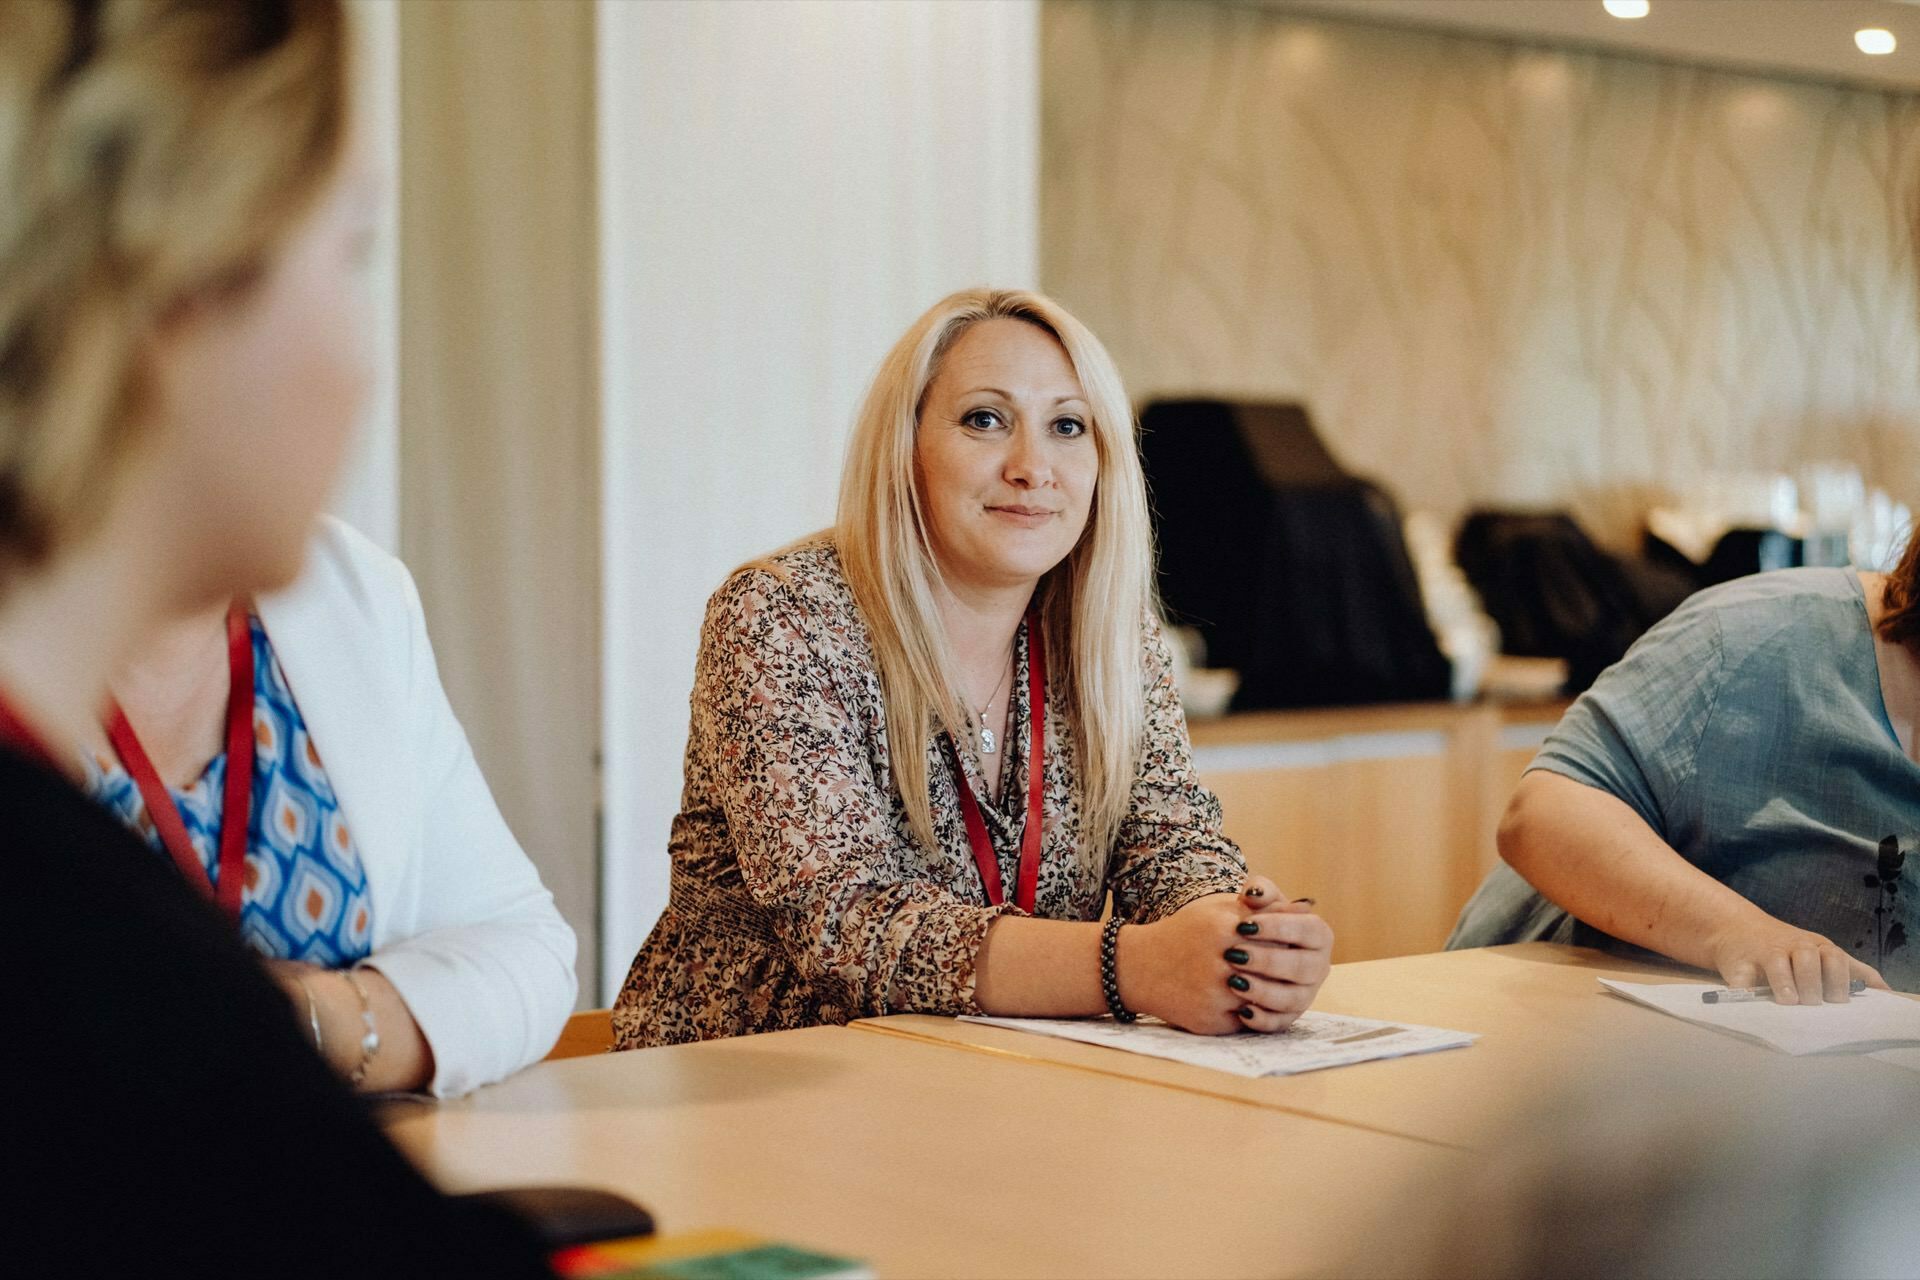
[301,964,434,1093]
[973,916,1138,1017]
[1499,770,1776,971]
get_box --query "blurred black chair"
[1457,511,1694,693]
[1644,526,1803,590]
[1139,399,1449,710]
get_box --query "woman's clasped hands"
[1117,874,1333,1034]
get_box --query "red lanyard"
[105,602,254,920]
[952,610,1046,914]
[0,688,59,772]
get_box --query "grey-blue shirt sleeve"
[1528,596,1726,842]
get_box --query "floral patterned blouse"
[613,541,1247,1048]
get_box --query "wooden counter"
[1187,699,1569,962]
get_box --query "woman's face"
[914,318,1099,598]
[148,143,379,603]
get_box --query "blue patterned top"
[84,615,375,967]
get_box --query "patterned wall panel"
[1042,0,1920,542]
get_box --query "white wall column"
[596,0,1040,998]
[336,0,400,552]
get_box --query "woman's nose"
[1003,422,1053,488]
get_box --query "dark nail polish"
[1224,948,1249,965]
[1237,1005,1254,1019]
[1236,921,1259,936]
[1246,887,1266,898]
[1227,974,1250,992]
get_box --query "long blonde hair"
[835,288,1157,865]
[0,0,350,588]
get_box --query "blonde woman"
[615,289,1333,1047]
[0,2,550,1273]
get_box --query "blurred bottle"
[1800,463,1866,568]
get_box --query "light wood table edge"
[852,943,1920,1153]
[847,1016,1467,1150]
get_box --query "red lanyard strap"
[953,609,1047,914]
[106,602,254,920]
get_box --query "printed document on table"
[958,1011,1477,1078]
[1598,979,1920,1055]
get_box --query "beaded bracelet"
[1099,916,1138,1023]
[342,968,382,1088]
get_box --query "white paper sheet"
[1869,1048,1920,1075]
[1866,1043,1920,1074]
[1598,979,1920,1055]
[958,1011,1477,1078]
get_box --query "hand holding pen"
[1705,913,1889,1004]
[1704,978,1868,1004]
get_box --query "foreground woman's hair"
[0,0,348,584]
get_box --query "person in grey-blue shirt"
[1449,540,1920,1000]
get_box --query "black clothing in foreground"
[0,746,555,1279]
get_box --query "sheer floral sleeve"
[1104,614,1248,924]
[680,569,1013,1019]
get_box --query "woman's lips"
[987,505,1056,528]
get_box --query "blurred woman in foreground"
[0,2,551,1273]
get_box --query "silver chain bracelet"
[341,967,381,1088]
[294,974,324,1055]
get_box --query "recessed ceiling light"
[1858,28,1898,55]
[1603,0,1650,18]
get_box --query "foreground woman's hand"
[1121,878,1333,1035]
[1705,914,1890,1004]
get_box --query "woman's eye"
[1054,417,1087,438]
[962,409,1005,431]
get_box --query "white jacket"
[256,518,576,1097]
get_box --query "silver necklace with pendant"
[972,646,1016,757]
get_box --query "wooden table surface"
[386,944,1920,1277]
[855,943,1920,1151]
[384,1020,1459,1279]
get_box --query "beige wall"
[1042,0,1920,543]
[398,2,602,1002]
